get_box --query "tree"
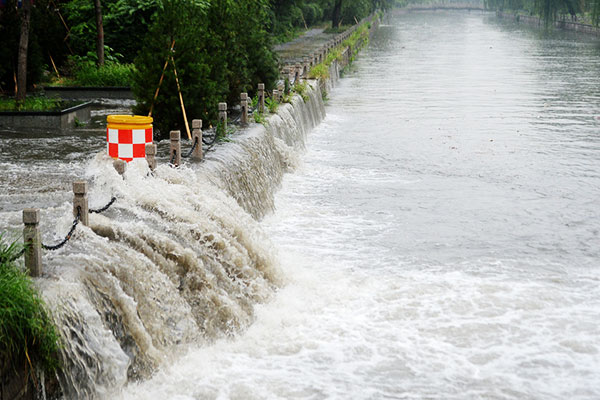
[332,0,343,27]
[94,0,104,66]
[16,0,32,103]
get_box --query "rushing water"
[118,11,600,400]
[1,10,600,399]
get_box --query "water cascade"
[36,80,328,398]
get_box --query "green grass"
[265,97,279,113]
[51,62,135,87]
[309,63,330,80]
[0,235,60,374]
[72,63,135,87]
[293,81,309,102]
[0,96,62,112]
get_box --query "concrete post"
[145,143,157,171]
[294,64,301,83]
[170,130,181,166]
[240,93,249,126]
[258,84,265,114]
[273,89,280,103]
[303,57,310,76]
[113,159,126,176]
[73,181,89,226]
[218,102,228,134]
[191,119,203,161]
[23,209,42,277]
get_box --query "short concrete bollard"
[273,89,280,103]
[23,209,42,277]
[73,181,89,226]
[240,93,249,126]
[191,119,203,161]
[145,143,157,170]
[170,130,181,167]
[294,64,301,83]
[113,159,126,176]
[258,84,265,114]
[218,102,228,133]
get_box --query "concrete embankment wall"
[497,11,600,36]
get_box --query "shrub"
[0,96,62,112]
[309,63,330,80]
[72,63,136,87]
[266,97,279,113]
[293,81,309,102]
[132,0,278,138]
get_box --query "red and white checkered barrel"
[106,115,153,162]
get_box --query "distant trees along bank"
[1,0,394,130]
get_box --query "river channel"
[2,10,600,400]
[120,11,600,400]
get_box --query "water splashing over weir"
[37,76,333,398]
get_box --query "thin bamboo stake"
[48,53,60,78]
[148,40,175,118]
[170,56,191,140]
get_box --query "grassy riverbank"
[0,236,60,376]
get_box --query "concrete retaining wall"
[0,102,92,130]
[497,11,600,36]
[43,86,134,101]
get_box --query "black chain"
[202,129,217,146]
[182,137,199,158]
[42,207,81,251]
[90,197,117,214]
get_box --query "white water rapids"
[1,10,599,400]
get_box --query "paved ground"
[274,28,339,65]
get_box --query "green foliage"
[293,81,309,102]
[309,63,330,80]
[266,97,279,113]
[0,0,65,94]
[485,0,600,25]
[252,110,265,123]
[132,0,278,138]
[0,235,61,374]
[64,0,161,63]
[66,54,135,86]
[0,96,62,111]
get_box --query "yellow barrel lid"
[107,115,153,125]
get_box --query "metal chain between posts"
[42,207,81,251]
[202,129,217,146]
[182,137,199,158]
[90,197,117,214]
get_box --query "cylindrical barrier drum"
[107,115,153,162]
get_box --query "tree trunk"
[94,0,104,66]
[16,0,32,103]
[332,0,343,28]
